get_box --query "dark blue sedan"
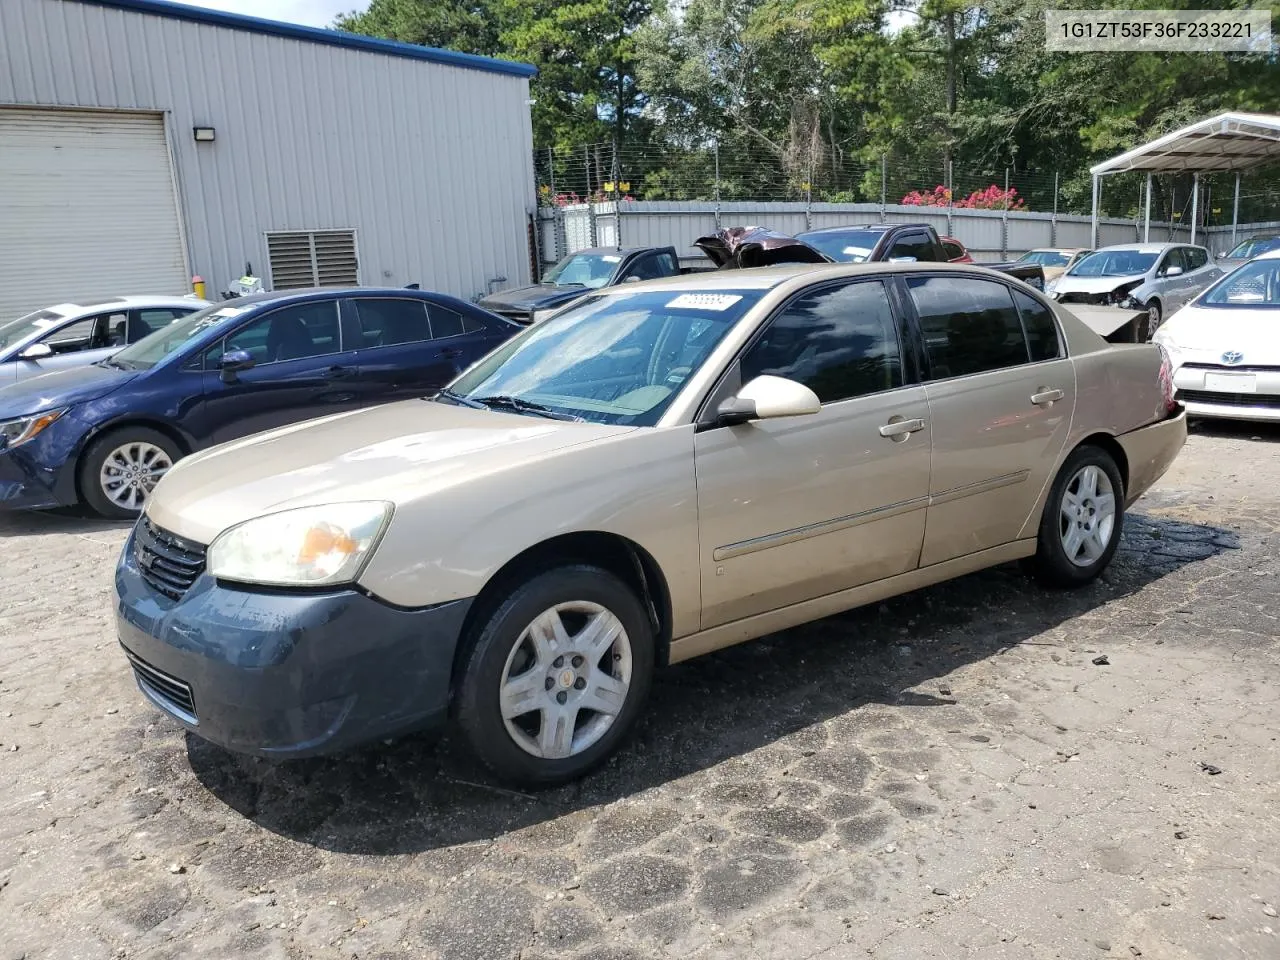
[0,288,517,518]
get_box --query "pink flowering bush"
[901,184,1026,210]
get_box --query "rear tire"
[454,564,654,787]
[78,427,181,520]
[1030,445,1125,588]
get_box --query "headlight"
[0,408,66,449]
[207,501,393,586]
[531,307,560,324]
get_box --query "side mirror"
[888,255,918,263]
[17,342,53,361]
[218,348,256,383]
[1163,265,1184,277]
[622,275,642,283]
[716,375,821,426]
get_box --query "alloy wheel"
[99,441,173,512]
[1059,464,1117,567]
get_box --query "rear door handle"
[878,417,926,439]
[1031,388,1064,406]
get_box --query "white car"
[0,295,211,383]
[1049,243,1223,337]
[1153,249,1280,422]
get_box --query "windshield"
[1199,259,1280,308]
[1068,249,1158,278]
[446,289,762,425]
[797,230,881,263]
[0,309,68,351]
[111,303,250,370]
[540,252,623,289]
[1224,237,1280,261]
[1018,250,1071,267]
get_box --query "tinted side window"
[224,301,342,364]
[1185,247,1208,270]
[655,252,679,276]
[907,276,1029,378]
[740,280,902,404]
[427,304,467,339]
[623,255,668,282]
[354,299,431,347]
[1012,290,1061,362]
[131,308,186,344]
[888,232,940,263]
[942,241,964,261]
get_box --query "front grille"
[1179,389,1280,409]
[124,648,197,723]
[134,517,206,600]
[1182,363,1280,375]
[1059,292,1124,306]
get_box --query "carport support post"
[1090,174,1100,249]
[713,141,722,229]
[1143,172,1152,242]
[1190,172,1199,245]
[1051,171,1058,247]
[880,154,887,223]
[1001,167,1010,259]
[946,160,954,239]
[1232,171,1241,246]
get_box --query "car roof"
[1095,242,1202,253]
[1255,248,1280,261]
[797,224,912,236]
[216,286,469,308]
[35,295,206,315]
[561,246,656,258]
[1031,247,1089,253]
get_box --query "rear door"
[346,297,499,403]
[693,277,931,628]
[198,298,359,444]
[905,275,1075,566]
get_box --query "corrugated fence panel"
[0,0,536,300]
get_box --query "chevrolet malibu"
[116,263,1187,786]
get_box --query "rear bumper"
[115,530,472,758]
[1116,409,1187,505]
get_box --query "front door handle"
[1031,388,1064,406]
[324,365,355,380]
[879,417,926,439]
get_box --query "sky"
[183,0,354,28]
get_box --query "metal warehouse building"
[0,0,537,320]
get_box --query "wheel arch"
[1073,432,1130,494]
[450,531,675,696]
[73,417,194,502]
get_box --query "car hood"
[0,362,136,418]
[478,285,588,313]
[147,400,637,545]
[1156,304,1280,355]
[1054,273,1145,294]
[694,227,831,269]
[1215,258,1247,272]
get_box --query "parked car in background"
[1017,248,1091,282]
[1049,242,1223,338]
[115,261,1184,785]
[1153,248,1280,422]
[478,246,692,324]
[940,236,974,263]
[0,288,517,518]
[0,296,210,384]
[1215,234,1280,271]
[795,223,1046,290]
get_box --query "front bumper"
[0,443,76,510]
[115,528,472,758]
[1172,365,1280,423]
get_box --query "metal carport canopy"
[1088,112,1280,249]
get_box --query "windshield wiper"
[472,395,582,421]
[433,388,486,408]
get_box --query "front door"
[693,278,931,629]
[197,299,360,444]
[904,275,1076,567]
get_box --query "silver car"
[0,295,210,383]
[1049,243,1223,337]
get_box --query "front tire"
[1142,299,1162,340]
[1030,445,1125,588]
[454,564,654,787]
[78,427,181,520]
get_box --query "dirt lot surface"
[2,422,1278,960]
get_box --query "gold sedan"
[115,262,1187,786]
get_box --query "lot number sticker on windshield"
[666,293,743,311]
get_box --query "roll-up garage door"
[0,108,189,322]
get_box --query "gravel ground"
[1,421,1278,960]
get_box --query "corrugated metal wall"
[0,0,536,300]
[542,201,1213,266]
